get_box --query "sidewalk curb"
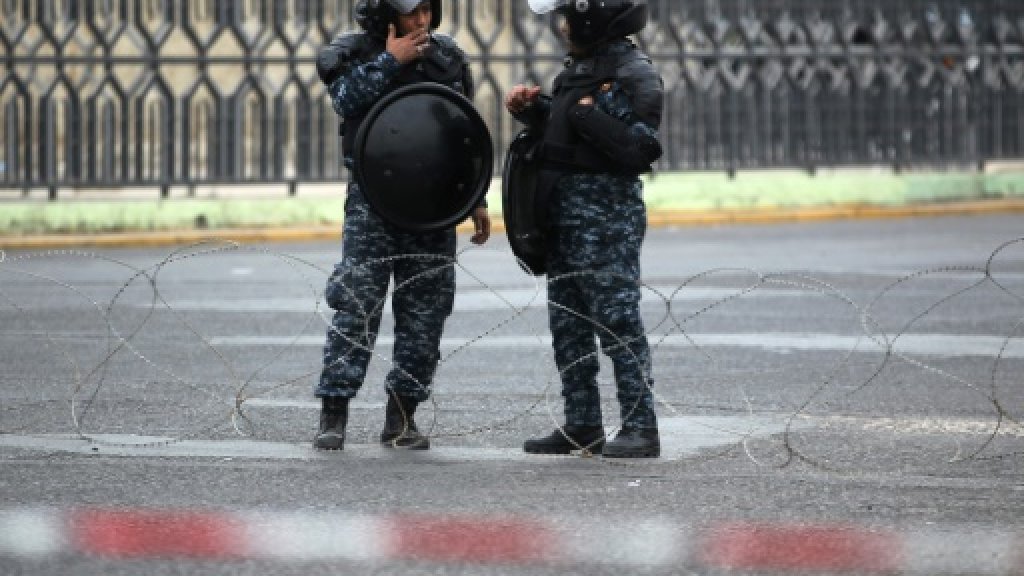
[2,199,1024,250]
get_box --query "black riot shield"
[352,83,493,232]
[501,128,548,276]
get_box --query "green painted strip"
[0,198,346,235]
[2,170,1024,236]
[642,170,1024,211]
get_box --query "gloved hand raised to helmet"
[386,22,429,65]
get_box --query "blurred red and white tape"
[1,508,1021,573]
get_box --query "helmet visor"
[387,0,428,14]
[527,0,570,15]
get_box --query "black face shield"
[529,0,648,48]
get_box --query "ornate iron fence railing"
[1,0,1023,198]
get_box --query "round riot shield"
[501,128,547,276]
[353,82,493,232]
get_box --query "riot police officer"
[313,0,491,451]
[505,0,663,457]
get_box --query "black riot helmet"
[355,0,442,38]
[529,0,648,48]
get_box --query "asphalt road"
[1,214,1022,575]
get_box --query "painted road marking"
[242,398,385,410]
[241,399,1024,437]
[0,416,798,461]
[814,415,1024,437]
[4,411,1019,461]
[242,397,1024,435]
[208,332,1024,358]
[7,329,1021,358]
[123,285,801,313]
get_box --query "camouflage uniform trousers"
[316,183,456,403]
[546,172,657,430]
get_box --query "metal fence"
[2,0,1023,197]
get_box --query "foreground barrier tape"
[700,523,900,572]
[1,508,1022,573]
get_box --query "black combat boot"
[380,393,430,450]
[522,425,606,455]
[602,427,660,458]
[313,397,349,450]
